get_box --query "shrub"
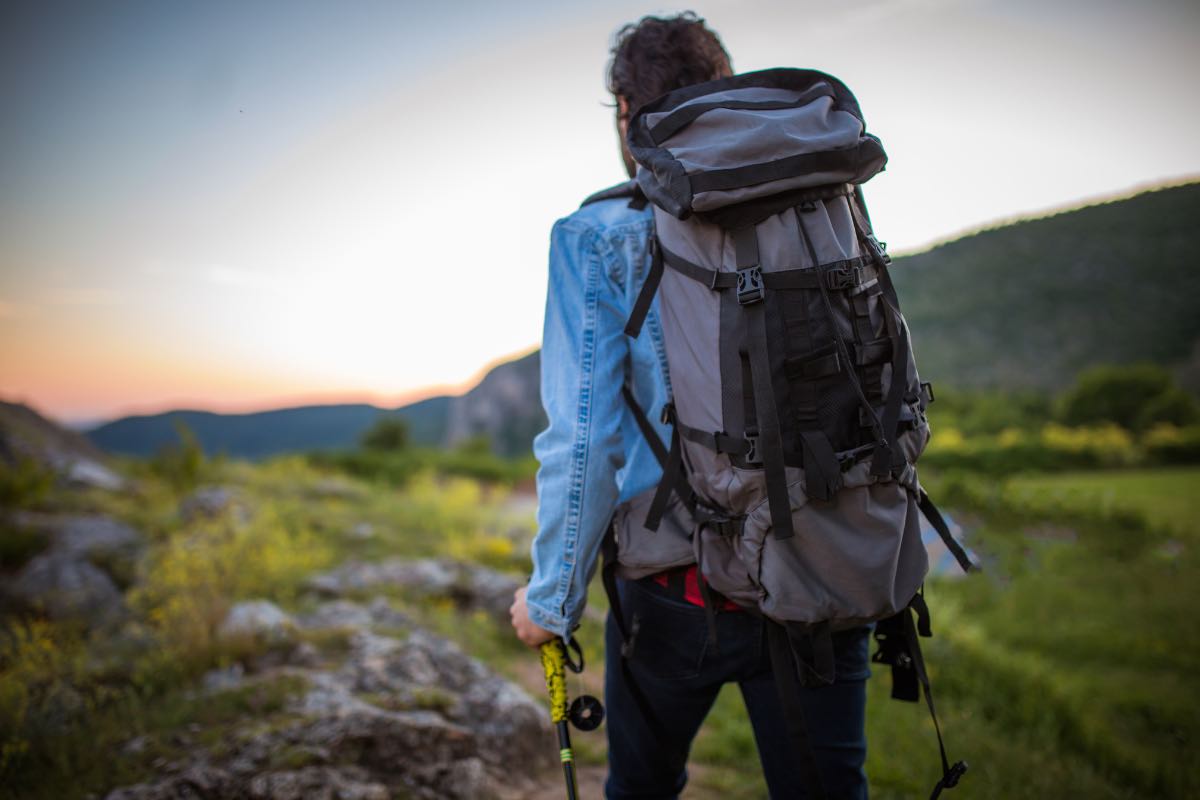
[0,524,50,571]
[0,455,55,511]
[1057,364,1187,432]
[360,414,410,452]
[1142,424,1200,465]
[128,504,332,668]
[1135,388,1199,431]
[922,423,1137,475]
[147,419,207,494]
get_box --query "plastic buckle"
[921,381,935,405]
[866,235,891,265]
[744,432,762,466]
[943,761,968,788]
[736,267,764,305]
[836,442,875,469]
[825,265,863,291]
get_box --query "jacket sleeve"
[525,217,630,639]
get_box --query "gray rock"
[348,522,375,540]
[8,553,126,627]
[295,598,412,635]
[296,600,374,632]
[62,456,126,492]
[104,765,240,799]
[218,600,295,642]
[337,628,551,770]
[5,511,143,562]
[365,596,411,630]
[202,663,246,693]
[305,557,519,619]
[52,514,142,561]
[437,757,495,800]
[179,485,247,522]
[246,766,389,800]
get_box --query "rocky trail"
[98,552,607,800]
[1,493,606,799]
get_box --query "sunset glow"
[2,0,1197,426]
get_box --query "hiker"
[510,14,873,798]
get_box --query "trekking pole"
[540,637,604,800]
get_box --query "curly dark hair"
[606,12,732,115]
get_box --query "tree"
[360,414,410,452]
[1058,364,1197,431]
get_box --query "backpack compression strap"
[843,190,914,477]
[733,226,796,540]
[873,595,970,798]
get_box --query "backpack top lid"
[627,68,886,220]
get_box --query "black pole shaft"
[556,720,579,800]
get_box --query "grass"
[1005,466,1199,539]
[495,467,1199,799]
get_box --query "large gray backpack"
[595,68,974,798]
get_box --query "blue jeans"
[604,576,870,800]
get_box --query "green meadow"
[2,410,1198,797]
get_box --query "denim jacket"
[525,190,673,640]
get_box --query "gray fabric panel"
[690,151,885,212]
[666,98,859,172]
[658,263,723,435]
[694,523,760,608]
[641,85,826,131]
[655,208,725,438]
[656,208,731,270]
[612,488,695,580]
[741,479,929,626]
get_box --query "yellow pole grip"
[540,639,569,724]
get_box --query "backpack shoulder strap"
[580,179,647,209]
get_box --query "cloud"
[205,264,284,292]
[0,298,40,319]
[43,287,124,306]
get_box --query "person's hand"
[510,585,556,648]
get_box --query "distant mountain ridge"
[84,351,542,460]
[82,182,1197,460]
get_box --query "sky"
[1,0,1198,427]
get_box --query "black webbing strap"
[870,284,910,476]
[692,531,721,654]
[795,207,880,497]
[900,605,969,798]
[871,611,919,702]
[786,620,836,687]
[644,419,684,532]
[660,243,874,293]
[917,489,976,573]
[766,621,829,800]
[735,226,796,541]
[625,235,664,339]
[661,244,737,288]
[599,524,688,768]
[841,197,910,477]
[799,431,840,502]
[621,383,668,467]
[675,416,752,456]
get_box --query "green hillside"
[890,181,1200,391]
